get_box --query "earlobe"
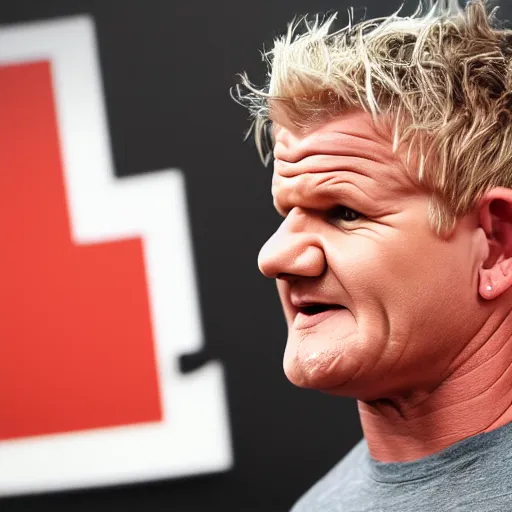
[479,259,512,300]
[478,188,512,300]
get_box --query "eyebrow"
[272,168,381,217]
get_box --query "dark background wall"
[1,0,510,511]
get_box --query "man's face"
[258,110,488,400]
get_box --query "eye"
[329,205,362,222]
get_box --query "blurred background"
[1,0,507,511]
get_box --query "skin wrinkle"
[276,161,378,185]
[447,309,511,379]
[258,109,512,462]
[448,330,509,383]
[368,319,409,380]
[272,114,392,159]
[274,145,391,168]
[274,136,391,167]
[409,357,511,422]
[273,171,403,220]
[274,154,413,194]
[424,322,512,407]
[342,296,395,383]
[488,388,512,430]
[273,167,378,206]
[275,146,404,179]
[360,353,512,458]
[366,355,512,427]
[348,340,389,384]
[313,331,364,390]
[314,176,379,214]
[294,332,360,389]
[273,115,408,165]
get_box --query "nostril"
[276,272,300,283]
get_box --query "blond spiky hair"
[236,0,512,234]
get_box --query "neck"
[359,309,512,462]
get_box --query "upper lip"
[290,296,345,309]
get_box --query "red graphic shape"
[0,61,162,440]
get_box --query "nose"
[258,208,326,280]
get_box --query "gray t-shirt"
[291,421,512,511]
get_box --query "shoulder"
[290,439,368,512]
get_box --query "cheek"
[327,231,474,332]
[327,238,393,310]
[372,233,478,350]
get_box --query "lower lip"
[293,308,347,329]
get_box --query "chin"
[283,325,370,388]
[283,344,352,391]
[282,336,398,399]
[284,360,392,400]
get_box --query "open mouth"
[300,304,345,315]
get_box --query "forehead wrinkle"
[310,172,388,207]
[274,154,393,182]
[271,113,418,216]
[274,130,393,167]
[320,174,390,204]
[273,109,398,165]
[272,169,383,215]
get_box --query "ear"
[478,187,512,300]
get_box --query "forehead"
[271,111,417,214]
[274,110,390,159]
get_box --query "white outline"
[0,16,232,496]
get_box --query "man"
[236,0,512,510]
